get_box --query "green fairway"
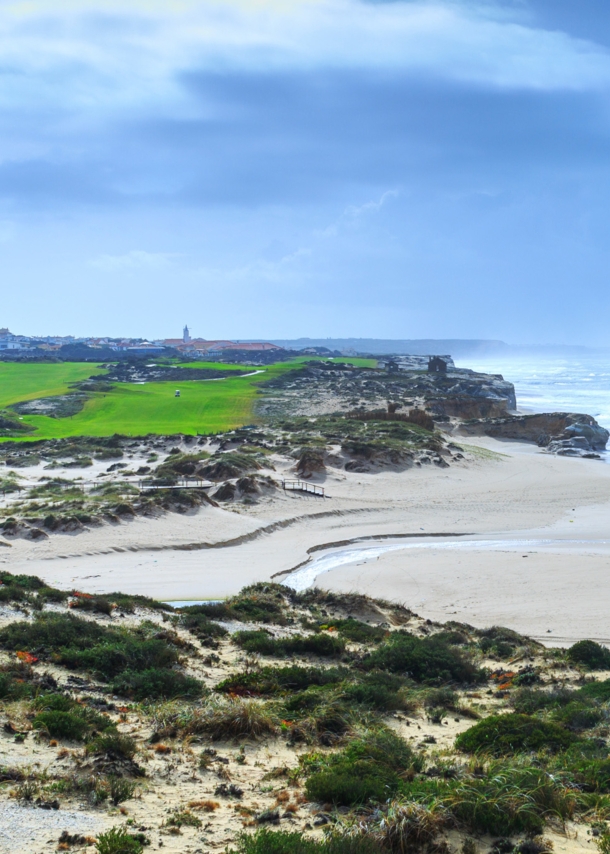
[0,362,106,409]
[1,357,376,439]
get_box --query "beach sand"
[3,437,610,641]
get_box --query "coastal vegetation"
[1,577,610,850]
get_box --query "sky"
[2,0,610,344]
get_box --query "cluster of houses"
[0,326,282,357]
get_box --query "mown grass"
[0,362,106,409]
[4,357,376,441]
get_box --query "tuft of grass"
[455,713,576,756]
[96,826,144,854]
[165,809,202,828]
[86,733,137,760]
[184,698,278,741]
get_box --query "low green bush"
[0,613,194,699]
[400,762,576,835]
[60,637,178,680]
[234,631,345,658]
[217,665,346,696]
[455,713,576,756]
[551,701,604,732]
[340,671,408,711]
[70,595,114,616]
[511,687,576,714]
[362,632,484,684]
[0,612,108,654]
[304,729,418,806]
[553,743,610,793]
[180,612,228,641]
[33,710,91,741]
[227,829,379,854]
[567,640,610,670]
[32,695,116,742]
[110,668,204,701]
[579,679,610,702]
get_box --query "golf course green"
[0,357,376,439]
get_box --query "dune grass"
[1,357,377,440]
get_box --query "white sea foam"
[458,354,610,431]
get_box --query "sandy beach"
[3,437,610,643]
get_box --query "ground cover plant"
[0,572,609,852]
[303,729,421,805]
[362,631,485,684]
[233,629,346,658]
[454,713,577,756]
[0,611,203,700]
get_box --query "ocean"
[455,354,610,432]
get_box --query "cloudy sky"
[2,0,610,343]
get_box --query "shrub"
[234,631,345,658]
[110,668,204,701]
[340,672,408,711]
[180,613,228,641]
[70,595,114,616]
[551,702,604,732]
[217,666,346,696]
[0,611,108,653]
[96,826,143,854]
[579,679,610,702]
[455,713,576,756]
[227,829,379,854]
[399,762,575,835]
[567,640,610,670]
[60,635,178,680]
[304,730,418,806]
[33,710,91,742]
[362,632,483,684]
[33,692,76,712]
[554,744,610,793]
[306,768,389,806]
[511,687,576,715]
[230,596,287,625]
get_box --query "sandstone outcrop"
[458,412,609,457]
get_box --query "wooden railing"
[281,480,325,497]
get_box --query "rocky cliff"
[458,412,609,457]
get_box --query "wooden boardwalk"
[281,479,325,497]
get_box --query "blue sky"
[2,0,610,344]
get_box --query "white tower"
[183,325,191,343]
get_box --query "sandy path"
[3,439,610,641]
